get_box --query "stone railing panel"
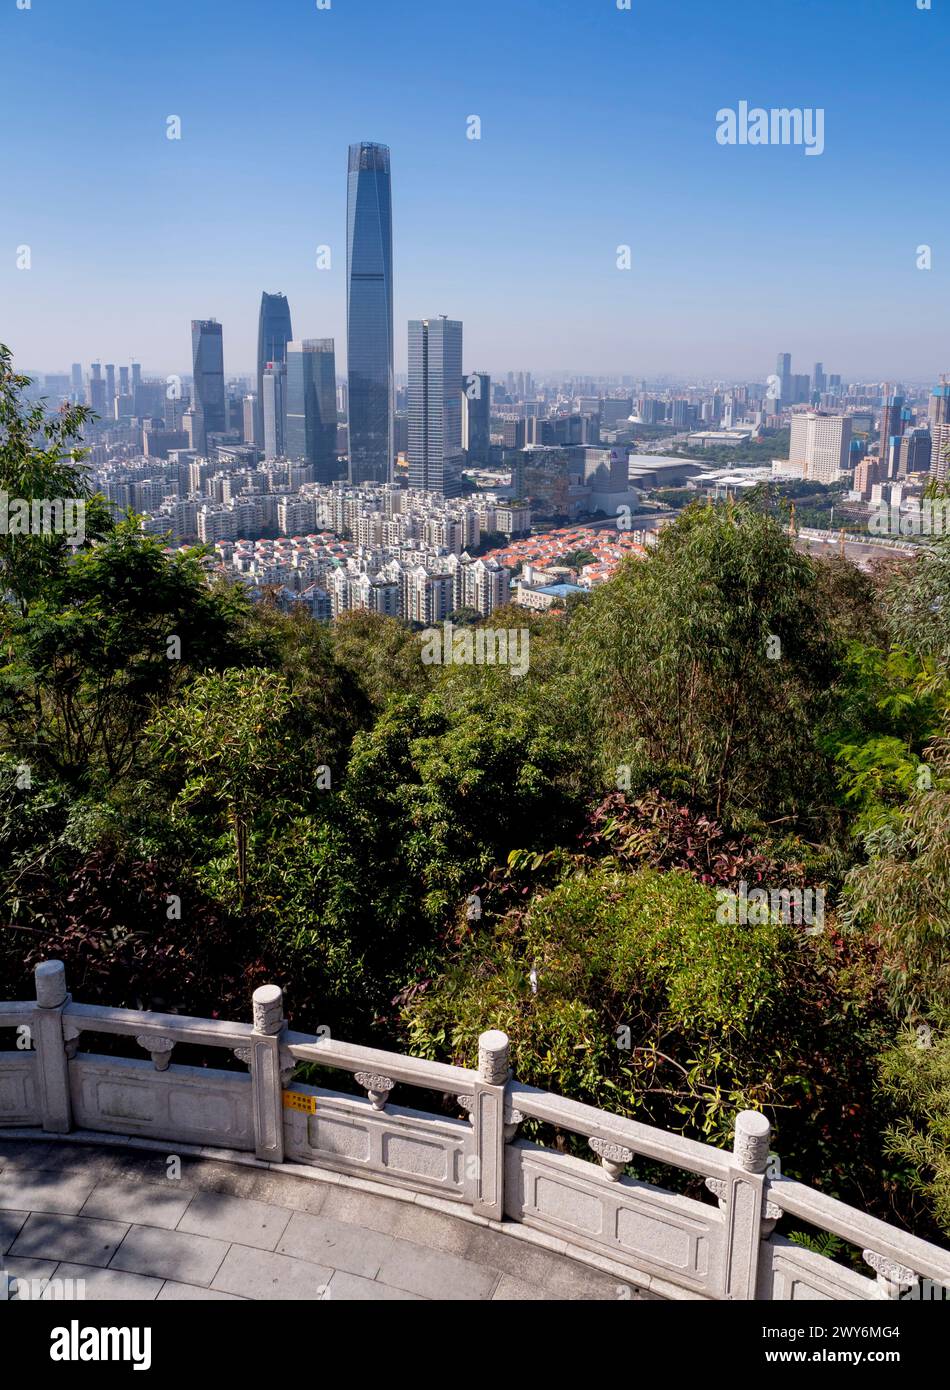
[760,1235,879,1301]
[506,1139,725,1296]
[0,1053,40,1126]
[70,1054,254,1150]
[283,1084,473,1201]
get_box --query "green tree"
[147,668,299,893]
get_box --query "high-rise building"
[877,389,904,468]
[408,317,464,497]
[88,362,106,416]
[898,429,932,477]
[261,362,287,462]
[70,363,83,401]
[461,371,491,465]
[286,339,340,483]
[929,380,950,427]
[105,364,116,408]
[255,293,293,447]
[191,319,226,455]
[789,411,852,483]
[931,423,950,482]
[776,352,792,406]
[346,142,393,484]
[812,363,826,396]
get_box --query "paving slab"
[324,1270,424,1300]
[110,1225,230,1285]
[1,1257,58,1300]
[277,1210,395,1278]
[0,1171,99,1215]
[10,1213,129,1268]
[177,1190,292,1251]
[157,1281,246,1301]
[491,1273,563,1300]
[80,1177,195,1230]
[53,1262,164,1300]
[375,1236,502,1300]
[0,1209,29,1254]
[211,1244,335,1300]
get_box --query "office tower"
[789,411,852,483]
[346,141,394,484]
[285,339,340,483]
[242,397,256,444]
[776,352,792,406]
[462,371,491,465]
[878,389,905,468]
[70,363,83,401]
[898,429,932,477]
[261,362,287,462]
[931,423,950,482]
[88,362,106,416]
[255,292,293,446]
[812,363,826,396]
[408,317,464,496]
[131,361,141,392]
[792,373,810,404]
[105,363,116,408]
[929,380,950,427]
[119,365,129,397]
[191,319,226,455]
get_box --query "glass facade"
[286,339,341,484]
[191,320,226,455]
[408,317,464,496]
[346,142,393,485]
[255,293,293,447]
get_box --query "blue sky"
[1,0,947,382]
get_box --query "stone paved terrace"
[0,1137,655,1301]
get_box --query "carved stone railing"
[2,961,950,1301]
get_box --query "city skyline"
[2,0,948,379]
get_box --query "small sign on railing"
[282,1090,317,1115]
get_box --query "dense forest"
[2,347,948,1248]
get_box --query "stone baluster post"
[722,1109,771,1300]
[472,1029,509,1220]
[250,984,285,1163]
[33,961,72,1134]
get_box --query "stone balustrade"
[2,961,949,1301]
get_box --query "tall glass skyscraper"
[346,142,393,485]
[408,317,464,497]
[286,339,341,484]
[255,293,293,446]
[191,319,226,455]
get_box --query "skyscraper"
[105,363,116,409]
[462,371,491,465]
[286,339,340,483]
[255,293,293,447]
[346,142,393,484]
[408,317,464,496]
[812,362,826,396]
[776,352,792,407]
[191,319,226,455]
[88,362,106,416]
[261,361,287,462]
[878,389,905,472]
[70,363,83,401]
[929,379,950,427]
[789,411,852,484]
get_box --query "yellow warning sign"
[282,1090,317,1115]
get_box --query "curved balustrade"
[2,961,949,1301]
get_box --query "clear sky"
[1,0,947,383]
